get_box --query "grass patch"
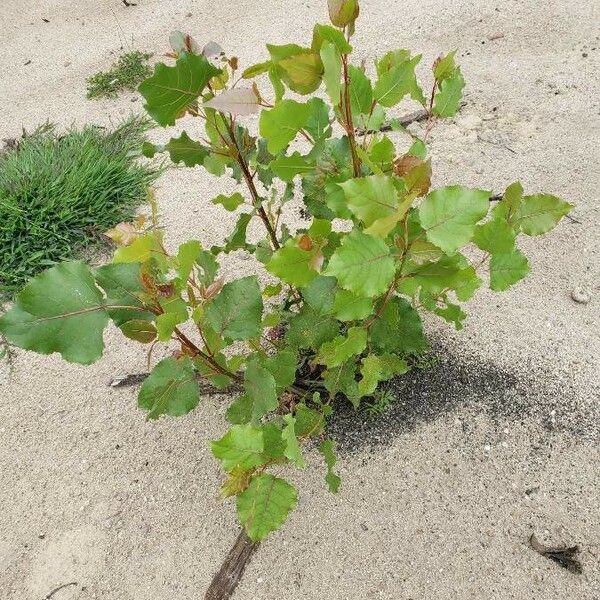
[0,117,158,297]
[87,50,152,99]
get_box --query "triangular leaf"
[319,439,341,493]
[139,52,221,125]
[212,424,265,472]
[433,67,465,117]
[0,262,108,365]
[236,474,297,541]
[316,326,367,368]
[244,358,278,422]
[324,230,396,297]
[259,100,312,154]
[164,131,209,167]
[516,194,573,236]
[138,357,199,419]
[419,186,490,254]
[205,276,263,340]
[489,249,529,291]
[282,415,305,467]
[212,192,245,211]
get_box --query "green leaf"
[373,55,423,107]
[236,474,298,541]
[176,240,202,282]
[492,181,523,223]
[398,253,481,301]
[225,394,253,425]
[259,100,312,154]
[302,275,337,315]
[376,49,411,75]
[305,97,332,141]
[419,186,490,254]
[270,152,314,182]
[261,423,287,462]
[212,192,245,211]
[205,276,263,340]
[223,212,252,253]
[212,424,265,472]
[278,52,323,94]
[312,24,352,54]
[473,218,516,255]
[358,352,409,396]
[155,310,186,342]
[332,289,373,321]
[357,352,408,394]
[316,326,367,368]
[263,349,298,391]
[340,175,399,227]
[429,298,466,330]
[138,357,199,419]
[489,249,529,291]
[112,233,165,265]
[408,138,427,159]
[0,262,108,365]
[164,131,209,166]
[196,249,219,286]
[371,297,428,354]
[357,353,383,397]
[269,65,286,101]
[94,262,153,326]
[286,307,339,349]
[432,67,465,117]
[323,360,360,405]
[266,245,318,287]
[282,415,305,467]
[402,254,481,301]
[139,52,221,126]
[203,153,227,176]
[319,439,341,493]
[324,230,396,297]
[320,41,342,105]
[515,194,573,236]
[294,403,325,437]
[348,65,373,119]
[242,61,271,79]
[120,320,157,343]
[406,239,444,265]
[369,136,395,164]
[244,359,278,422]
[433,50,457,81]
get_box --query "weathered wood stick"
[205,529,259,600]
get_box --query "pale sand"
[0,1,599,599]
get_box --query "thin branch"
[223,117,281,250]
[110,371,243,394]
[341,54,361,176]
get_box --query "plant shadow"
[326,340,587,453]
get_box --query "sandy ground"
[1,0,599,599]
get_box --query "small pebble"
[571,286,591,304]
